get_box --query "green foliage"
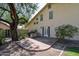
[2,11,12,23]
[18,29,28,40]
[55,24,79,41]
[16,3,38,18]
[0,3,38,24]
[19,16,28,25]
[0,29,5,45]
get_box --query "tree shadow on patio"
[31,37,79,52]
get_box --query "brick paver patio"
[0,37,65,56]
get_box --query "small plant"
[0,29,5,45]
[18,29,28,40]
[27,30,38,37]
[55,24,79,42]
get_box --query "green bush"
[18,29,28,40]
[55,24,79,42]
[0,29,5,45]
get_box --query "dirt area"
[0,37,65,56]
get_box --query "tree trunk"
[10,23,18,41]
[8,3,19,41]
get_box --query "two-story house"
[26,3,79,40]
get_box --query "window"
[48,4,51,9]
[34,22,38,24]
[40,14,43,21]
[47,26,50,37]
[36,18,38,20]
[41,26,44,36]
[36,22,38,24]
[44,27,46,35]
[49,11,53,19]
[34,22,36,24]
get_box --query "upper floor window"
[36,18,38,20]
[48,4,51,9]
[34,22,36,24]
[40,14,43,21]
[34,22,38,24]
[49,11,53,19]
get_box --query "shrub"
[0,29,5,45]
[18,29,28,40]
[27,30,38,37]
[55,24,79,42]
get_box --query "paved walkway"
[0,37,65,56]
[24,38,64,56]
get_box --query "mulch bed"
[61,39,79,56]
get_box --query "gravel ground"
[0,38,65,56]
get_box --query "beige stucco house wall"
[26,3,79,40]
[0,22,9,30]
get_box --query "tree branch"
[0,18,10,24]
[0,7,10,12]
[17,11,24,16]
[0,10,5,17]
[8,3,19,24]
